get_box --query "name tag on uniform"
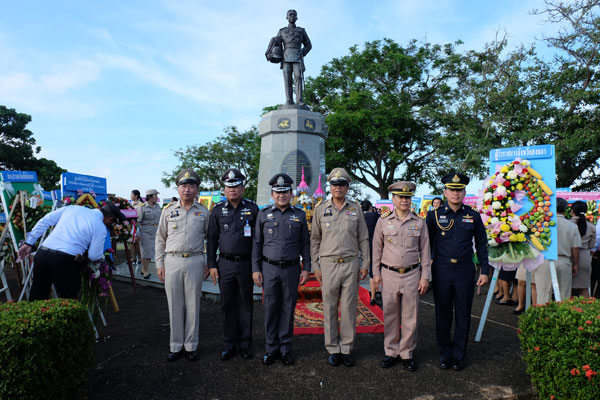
[241,211,252,216]
[266,213,274,220]
[386,224,395,229]
[324,209,333,217]
[244,224,252,237]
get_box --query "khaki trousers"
[164,254,205,352]
[535,257,572,303]
[381,267,421,359]
[320,258,359,354]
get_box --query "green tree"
[435,38,553,183]
[163,126,261,200]
[0,106,65,189]
[533,0,600,190]
[304,39,466,198]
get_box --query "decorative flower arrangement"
[98,195,134,243]
[479,158,550,270]
[585,200,599,224]
[79,253,113,324]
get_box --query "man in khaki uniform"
[536,197,581,302]
[137,188,161,279]
[156,169,210,362]
[372,181,431,371]
[311,167,370,367]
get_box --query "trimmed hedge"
[519,297,600,399]
[0,299,95,400]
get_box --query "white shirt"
[26,205,108,261]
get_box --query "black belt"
[220,253,251,262]
[262,256,299,268]
[39,246,75,258]
[381,263,420,274]
[436,256,472,264]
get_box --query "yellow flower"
[501,166,509,173]
[500,224,511,232]
[516,183,523,190]
[509,234,518,242]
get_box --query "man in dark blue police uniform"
[252,173,311,366]
[207,168,259,361]
[425,173,490,371]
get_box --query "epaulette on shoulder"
[244,198,255,203]
[163,202,175,209]
[380,210,392,219]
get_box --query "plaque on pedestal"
[256,107,328,206]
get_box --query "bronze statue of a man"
[266,9,312,105]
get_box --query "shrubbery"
[519,297,600,399]
[0,298,95,400]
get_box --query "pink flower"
[571,368,580,375]
[579,326,584,331]
[586,320,593,325]
[534,346,540,351]
[583,365,591,371]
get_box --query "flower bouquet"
[98,195,134,243]
[80,257,112,324]
[479,158,548,271]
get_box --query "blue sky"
[1,0,558,201]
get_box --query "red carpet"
[293,276,384,334]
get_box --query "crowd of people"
[16,164,600,372]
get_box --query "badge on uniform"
[170,210,179,218]
[290,216,300,222]
[346,211,357,216]
[241,211,252,216]
[221,208,229,216]
[266,213,274,220]
[347,207,355,212]
[462,218,474,223]
[194,212,205,217]
[409,224,419,231]
[324,209,333,217]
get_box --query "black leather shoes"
[452,359,465,371]
[262,352,281,365]
[239,349,253,359]
[220,349,236,361]
[282,352,294,365]
[342,353,355,367]
[167,350,183,362]
[379,355,398,369]
[186,350,198,362]
[438,357,451,369]
[402,358,417,372]
[328,353,342,367]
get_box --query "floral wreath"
[480,158,552,270]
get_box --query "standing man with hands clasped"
[252,173,310,366]
[207,168,259,361]
[425,173,490,372]
[311,168,370,368]
[155,169,209,362]
[372,181,432,371]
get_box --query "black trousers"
[432,261,476,363]
[217,258,254,351]
[29,249,82,301]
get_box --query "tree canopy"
[162,126,260,200]
[304,39,465,198]
[0,106,65,189]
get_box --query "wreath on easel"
[480,158,551,269]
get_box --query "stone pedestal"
[256,107,328,206]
